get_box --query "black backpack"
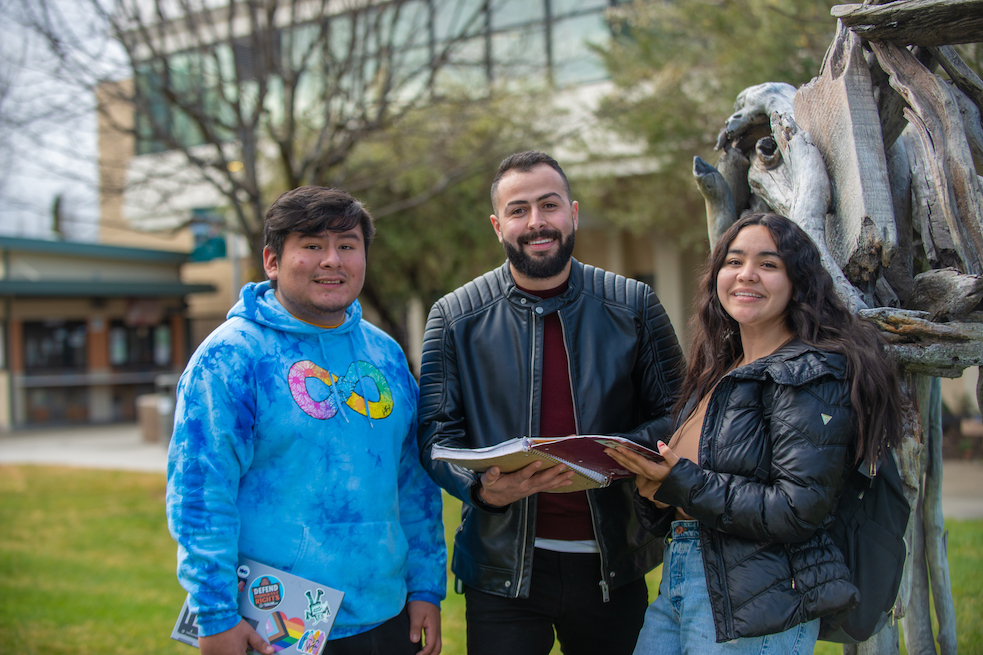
[820,450,911,643]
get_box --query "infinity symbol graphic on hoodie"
[288,360,394,420]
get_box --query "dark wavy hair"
[678,212,903,465]
[264,186,375,260]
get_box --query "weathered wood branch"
[832,0,983,47]
[747,112,870,311]
[929,45,983,128]
[873,41,983,275]
[693,157,736,250]
[747,136,793,214]
[867,50,912,151]
[860,308,983,376]
[867,46,938,151]
[906,268,983,320]
[900,124,966,270]
[920,377,957,655]
[794,22,898,286]
[882,137,914,302]
[716,143,751,216]
[894,383,924,628]
[715,82,796,150]
[947,82,983,165]
[863,308,983,340]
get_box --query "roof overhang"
[0,280,216,298]
[0,236,191,264]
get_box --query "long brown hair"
[678,212,903,464]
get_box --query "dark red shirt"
[517,281,594,541]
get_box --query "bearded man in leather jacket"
[417,151,684,655]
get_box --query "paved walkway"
[0,423,168,473]
[1,423,982,519]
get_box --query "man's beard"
[503,228,576,280]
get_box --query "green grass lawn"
[0,465,979,654]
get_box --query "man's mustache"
[518,229,563,245]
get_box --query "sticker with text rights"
[250,575,284,610]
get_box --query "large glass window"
[23,321,87,373]
[551,0,612,17]
[551,13,610,86]
[492,28,549,82]
[434,0,485,41]
[133,0,621,154]
[433,35,490,90]
[491,0,546,30]
[109,322,172,370]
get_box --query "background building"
[97,0,702,367]
[0,236,213,429]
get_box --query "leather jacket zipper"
[515,310,541,598]
[586,491,611,602]
[515,496,529,598]
[559,312,611,602]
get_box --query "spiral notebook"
[430,434,662,492]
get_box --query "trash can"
[137,394,161,444]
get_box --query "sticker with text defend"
[250,575,284,610]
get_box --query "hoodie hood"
[228,280,362,335]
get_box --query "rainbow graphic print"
[265,611,305,651]
[288,360,394,421]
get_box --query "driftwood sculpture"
[694,1,983,653]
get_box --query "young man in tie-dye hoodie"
[166,187,446,655]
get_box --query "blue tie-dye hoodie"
[166,281,446,639]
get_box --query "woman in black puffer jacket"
[607,213,904,653]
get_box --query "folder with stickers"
[171,557,345,655]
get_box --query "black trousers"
[322,604,421,655]
[464,548,648,655]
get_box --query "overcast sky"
[0,0,100,242]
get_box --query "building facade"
[97,0,704,363]
[0,236,213,430]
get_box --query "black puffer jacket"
[637,341,859,642]
[418,259,684,599]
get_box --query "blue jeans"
[633,521,819,655]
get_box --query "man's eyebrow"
[505,192,562,208]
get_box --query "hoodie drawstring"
[352,339,374,429]
[328,368,351,423]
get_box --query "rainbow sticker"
[250,575,284,610]
[266,612,305,651]
[297,629,327,654]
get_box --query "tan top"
[660,391,714,520]
[668,393,711,466]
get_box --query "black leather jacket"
[636,341,860,641]
[417,259,684,599]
